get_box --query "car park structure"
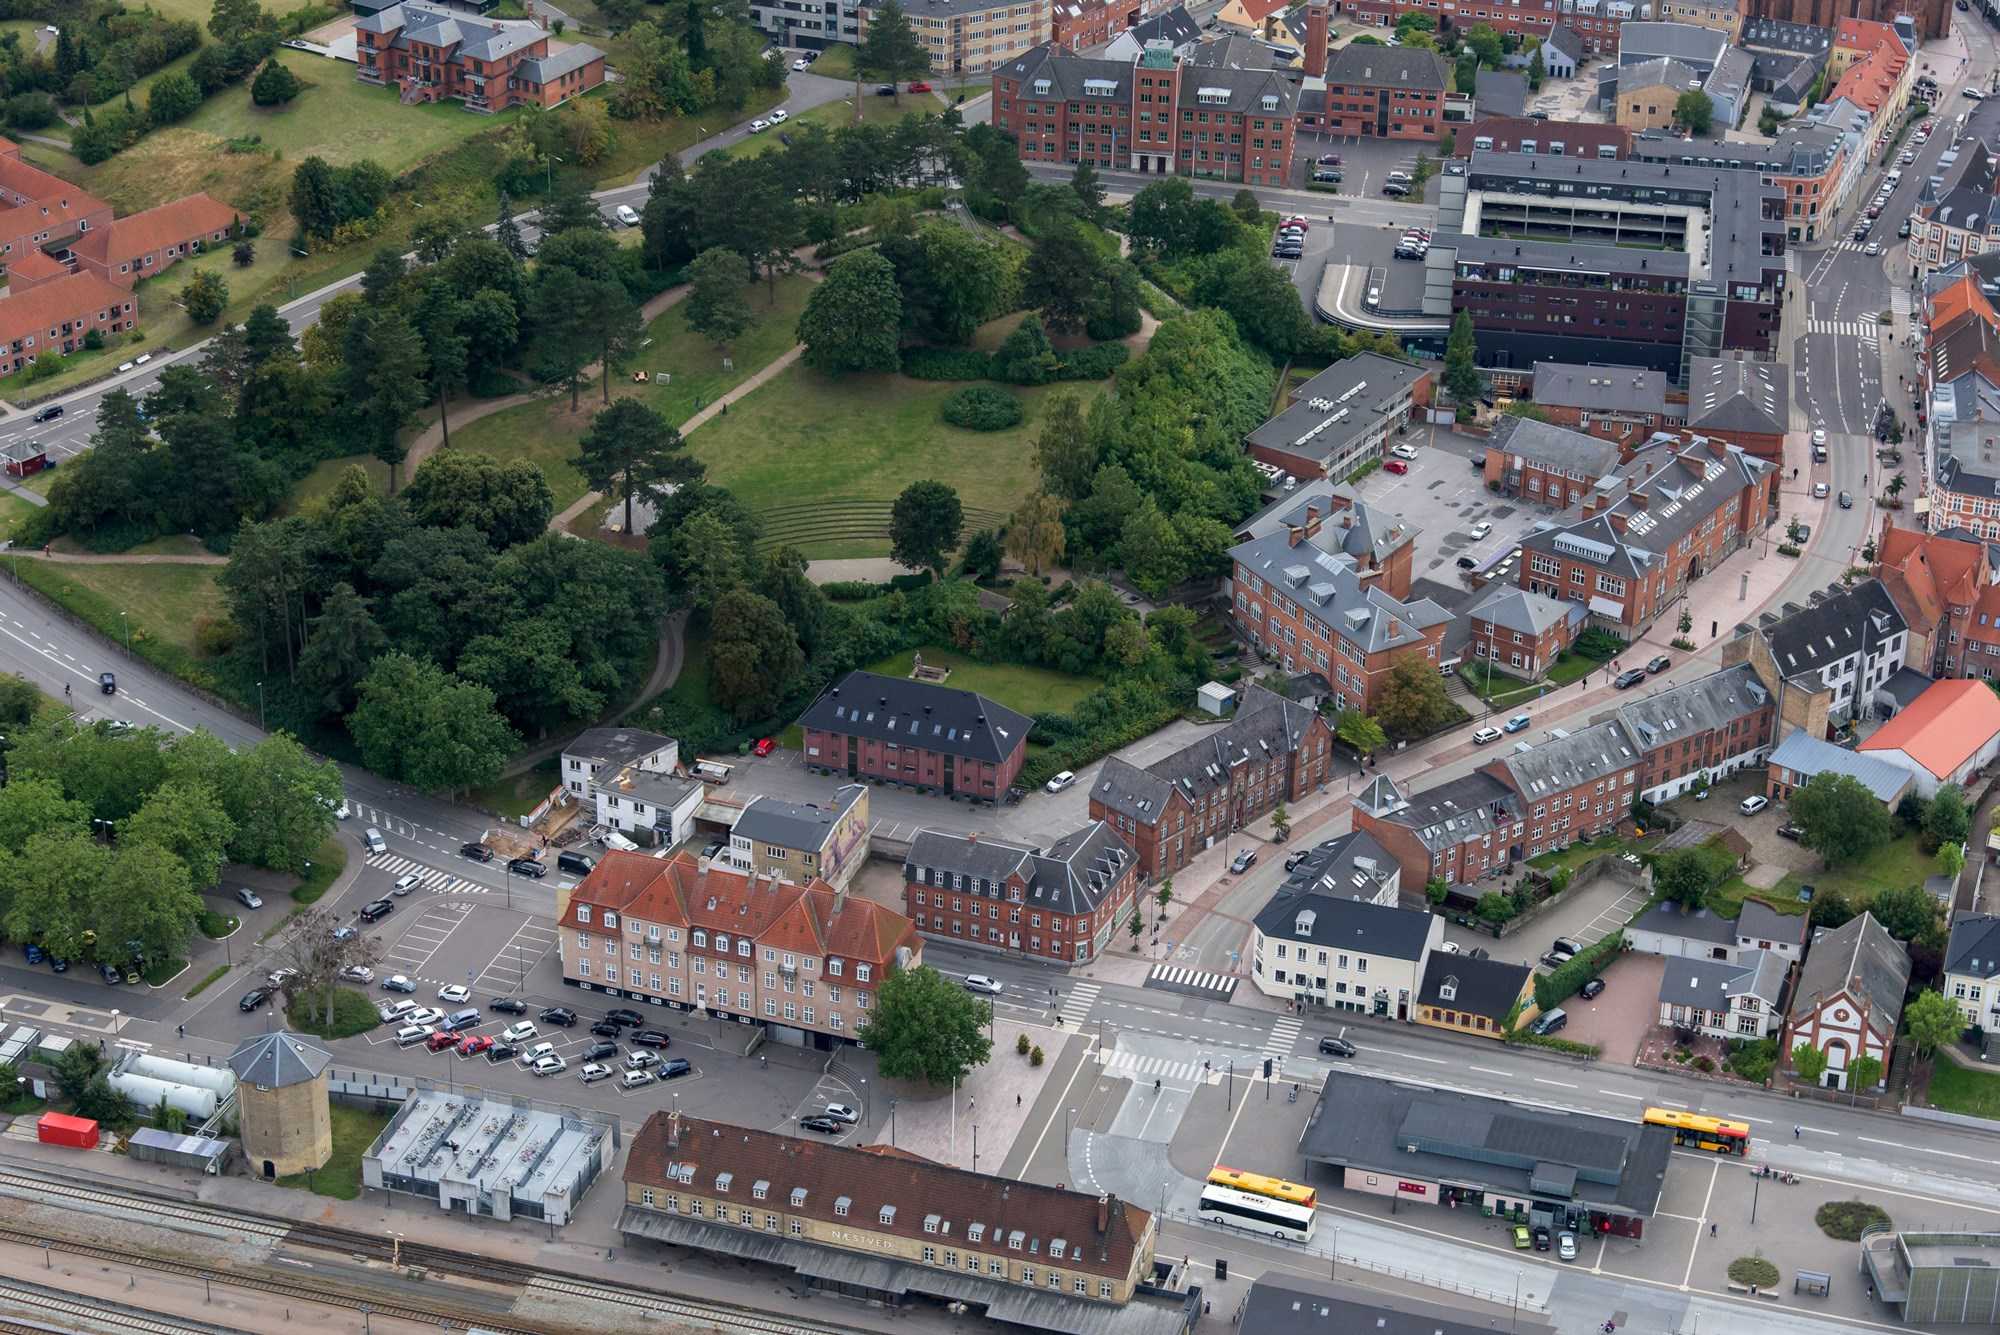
[362,1090,615,1224]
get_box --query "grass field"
[861,646,1097,719]
[1711,831,1936,919]
[718,93,922,159]
[688,366,1094,558]
[1924,1059,2000,1120]
[274,1102,394,1200]
[433,397,600,516]
[13,560,223,659]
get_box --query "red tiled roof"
[1876,522,1986,621]
[1858,679,2000,779]
[0,154,108,233]
[5,250,65,282]
[1932,276,2000,341]
[1832,40,1906,116]
[1834,16,1900,55]
[1226,0,1289,23]
[625,1114,1153,1284]
[72,192,239,268]
[0,270,128,346]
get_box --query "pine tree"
[496,192,526,259]
[1443,309,1482,405]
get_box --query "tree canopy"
[859,963,994,1086]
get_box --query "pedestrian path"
[1097,1049,1211,1089]
[1058,981,1101,1029]
[1805,318,1882,341]
[371,852,489,896]
[1144,963,1237,1001]
[1263,1016,1302,1061]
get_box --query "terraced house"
[355,1,605,111]
[1091,685,1334,878]
[991,40,1299,187]
[901,821,1137,965]
[558,850,919,1050]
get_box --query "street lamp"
[545,154,565,193]
[1065,1105,1075,1154]
[256,680,265,732]
[860,1077,869,1126]
[119,611,129,653]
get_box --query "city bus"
[1196,1184,1318,1243]
[1205,1165,1317,1209]
[1642,1107,1751,1156]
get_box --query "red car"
[753,737,775,757]
[426,1030,462,1053]
[459,1034,493,1057]
[1383,459,1410,475]
[908,81,932,92]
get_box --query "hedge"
[899,343,1129,383]
[1508,1031,1602,1059]
[1534,932,1626,1011]
[941,386,1023,431]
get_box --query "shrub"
[1533,933,1625,1011]
[941,386,1023,431]
[1030,1045,1044,1066]
[1691,1055,1716,1072]
[4,92,55,130]
[1057,342,1129,380]
[994,314,1059,385]
[1725,1037,1778,1084]
[903,346,995,380]
[1475,891,1517,924]
[192,613,240,658]
[284,986,381,1039]
[1509,1031,1601,1058]
[1727,1256,1779,1290]
[1017,1032,1031,1055]
[1815,1200,1891,1241]
[1574,628,1624,661]
[820,580,884,601]
[82,329,104,351]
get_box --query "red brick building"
[0,141,112,278]
[902,821,1136,966]
[72,193,240,290]
[356,1,605,112]
[1054,0,1125,48]
[1465,584,1586,680]
[1091,685,1333,878]
[1336,0,1562,45]
[1315,44,1450,141]
[1743,0,1940,44]
[992,41,1298,187]
[1460,116,1634,159]
[1874,521,1993,677]
[0,271,134,380]
[1528,362,1679,446]
[1482,415,1623,513]
[799,671,1030,804]
[1682,355,1789,465]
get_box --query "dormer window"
[604,913,617,930]
[880,1205,897,1226]
[577,906,592,924]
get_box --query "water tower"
[227,1031,332,1179]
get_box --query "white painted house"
[592,765,704,850]
[561,727,679,801]
[1782,912,1911,1091]
[1250,890,1441,1018]
[1657,950,1788,1041]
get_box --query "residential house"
[798,671,1032,803]
[1464,583,1587,680]
[1241,351,1433,484]
[1735,897,1810,961]
[1249,892,1442,1017]
[1683,355,1789,463]
[562,727,679,801]
[726,786,870,892]
[1735,581,1908,729]
[1782,910,1912,1089]
[1613,57,1706,132]
[1460,116,1633,159]
[992,41,1299,187]
[901,821,1137,965]
[1538,24,1583,79]
[71,193,239,290]
[592,764,705,850]
[1528,362,1678,445]
[1943,913,2000,1030]
[1629,898,1806,962]
[1227,516,1454,714]
[1764,731,1915,808]
[1856,677,2000,797]
[0,140,112,274]
[1315,45,1451,141]
[1615,661,1775,803]
[1090,684,1335,878]
[1657,949,1788,1039]
[1872,522,1989,678]
[559,851,920,1049]
[1482,416,1623,512]
[355,2,605,110]
[1414,953,1535,1041]
[0,271,135,381]
[1100,3,1200,58]
[620,1115,1159,1315]
[1474,68,1530,118]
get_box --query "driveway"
[1553,951,1661,1066]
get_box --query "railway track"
[527,1275,840,1335]
[0,1169,290,1243]
[0,1277,233,1335]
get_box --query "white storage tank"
[119,1053,236,1097]
[106,1070,219,1122]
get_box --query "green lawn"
[427,397,599,516]
[806,45,856,78]
[1924,1059,2000,1120]
[274,1102,393,1201]
[0,492,42,544]
[718,93,925,159]
[689,366,1096,558]
[1526,833,1629,875]
[466,756,561,821]
[1718,831,1936,918]
[861,646,1098,719]
[631,272,813,426]
[287,454,393,514]
[12,561,222,658]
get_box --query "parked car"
[501,1020,539,1044]
[1381,182,1410,196]
[381,974,416,993]
[486,1043,518,1063]
[1558,1232,1578,1261]
[332,924,358,943]
[1579,978,1607,1000]
[621,1069,658,1089]
[791,57,808,70]
[591,1020,623,1038]
[397,1024,437,1047]
[749,118,770,132]
[426,1030,462,1053]
[660,1057,692,1078]
[1776,821,1805,841]
[770,109,788,123]
[1645,655,1670,674]
[438,984,471,1003]
[1613,669,1647,689]
[1503,714,1531,734]
[339,965,374,983]
[579,1062,613,1084]
[875,83,897,94]
[491,997,529,1015]
[1315,153,1342,165]
[508,857,547,879]
[407,1007,444,1026]
[823,1102,860,1124]
[538,1006,577,1027]
[1513,1225,1533,1249]
[1533,1227,1551,1252]
[1229,849,1257,874]
[1284,850,1309,872]
[96,962,124,985]
[630,1030,672,1048]
[1813,481,1830,499]
[1739,794,1770,815]
[379,998,418,1022]
[460,842,494,862]
[1529,1008,1568,1035]
[1469,520,1492,539]
[583,1039,619,1062]
[1311,168,1343,183]
[1540,952,1572,970]
[234,886,263,910]
[1383,459,1409,475]
[1391,443,1419,461]
[460,1035,493,1057]
[626,1050,662,1070]
[614,204,640,227]
[604,1008,644,1027]
[532,1054,568,1076]
[753,737,776,756]
[1046,771,1077,793]
[1471,726,1502,745]
[239,986,273,1012]
[1318,1036,1357,1058]
[365,827,387,855]
[907,81,931,92]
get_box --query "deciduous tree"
[684,246,755,350]
[1335,710,1387,757]
[1033,393,1096,500]
[1869,882,1938,942]
[180,270,227,325]
[348,654,519,795]
[1791,1042,1828,1084]
[708,587,804,721]
[1373,657,1461,740]
[798,249,901,374]
[1906,989,1965,1057]
[1925,782,1971,849]
[1674,88,1714,135]
[123,780,234,891]
[859,964,994,1086]
[890,479,964,577]
[1789,771,1893,867]
[1004,491,1066,575]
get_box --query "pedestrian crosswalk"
[1263,1017,1302,1061]
[371,852,489,895]
[1058,981,1101,1029]
[1144,964,1238,1000]
[1806,318,1883,342]
[1098,1050,1211,1088]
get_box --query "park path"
[12,547,225,566]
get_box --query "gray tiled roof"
[1755,580,1906,692]
[1618,21,1728,72]
[733,785,865,853]
[1658,949,1785,1011]
[1532,362,1670,417]
[1325,44,1448,91]
[1252,890,1434,960]
[799,671,1032,766]
[1278,829,1400,902]
[1767,732,1912,803]
[357,2,545,60]
[1487,416,1622,480]
[1417,952,1531,1022]
[1474,69,1529,117]
[1543,23,1584,62]
[1736,898,1807,948]
[1174,60,1297,114]
[1132,3,1200,48]
[1465,583,1585,638]
[1922,140,2000,236]
[1494,717,1641,801]
[1614,663,1770,753]
[1632,900,1738,947]
[1185,33,1274,67]
[1231,528,1452,655]
[1359,771,1522,855]
[519,43,604,84]
[1738,16,1833,53]
[1617,56,1705,94]
[1091,755,1178,825]
[1946,913,2000,980]
[1094,685,1323,818]
[1704,45,1754,109]
[566,726,675,767]
[228,1031,330,1087]
[1000,45,1134,102]
[1687,356,1788,435]
[1243,351,1429,471]
[903,820,1134,917]
[1793,911,1911,1031]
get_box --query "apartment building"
[559,851,920,1050]
[1741,0,1940,42]
[0,271,135,381]
[1249,892,1441,1016]
[1241,352,1433,484]
[1528,362,1677,444]
[749,0,860,50]
[561,727,679,801]
[864,0,1053,76]
[1655,0,1741,39]
[1911,140,2000,275]
[1943,913,2000,1030]
[1090,685,1334,878]
[355,2,605,110]
[798,671,1031,803]
[621,1114,1160,1314]
[0,140,111,274]
[726,786,870,892]
[1465,583,1587,679]
[1614,662,1775,803]
[1336,0,1563,47]
[902,820,1136,965]
[70,193,242,291]
[1873,522,1992,677]
[1460,116,1634,159]
[1683,355,1788,463]
[1721,581,1908,729]
[991,40,1298,187]
[1315,45,1450,142]
[1482,416,1622,511]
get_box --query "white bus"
[1196,1184,1317,1243]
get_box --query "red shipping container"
[37,1112,99,1149]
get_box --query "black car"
[1646,655,1671,674]
[630,1030,671,1048]
[1613,668,1647,689]
[359,897,394,922]
[605,1008,644,1027]
[508,857,547,879]
[582,1039,618,1061]
[590,1020,623,1037]
[491,997,529,1015]
[660,1057,692,1078]
[48,956,67,973]
[875,82,897,94]
[1283,851,1308,872]
[1317,1036,1357,1058]
[1775,821,1805,842]
[31,404,62,423]
[460,842,495,862]
[1579,978,1607,1000]
[1381,182,1411,197]
[98,671,116,695]
[239,986,272,1011]
[1533,1227,1552,1252]
[486,1042,518,1063]
[539,1006,577,1026]
[800,1115,843,1134]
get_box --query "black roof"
[1947,913,2000,981]
[1240,1276,1553,1335]
[1417,953,1531,1022]
[1252,893,1434,961]
[798,671,1032,766]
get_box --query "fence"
[519,784,568,830]
[1903,1104,2000,1132]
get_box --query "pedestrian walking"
[1710,1222,1717,1237]
[1016,1094,1022,1107]
[177,1024,184,1039]
[1794,1125,1802,1139]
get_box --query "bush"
[903,347,995,380]
[1725,1037,1778,1083]
[1030,1045,1044,1066]
[1574,628,1625,661]
[1018,682,1184,789]
[1058,343,1129,380]
[1815,1200,1891,1241]
[994,315,1059,385]
[1691,1055,1716,1072]
[1728,1256,1780,1290]
[1017,1032,1031,1055]
[941,386,1023,431]
[1509,1031,1601,1058]
[1533,933,1625,1011]
[820,580,884,601]
[251,58,304,106]
[4,92,55,130]
[192,614,240,658]
[284,986,381,1039]
[1475,890,1517,924]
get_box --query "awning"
[1588,596,1624,618]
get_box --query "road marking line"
[1470,1066,1509,1076]
[1395,1052,1447,1065]
[1597,1089,1642,1098]
[1532,1077,1577,1088]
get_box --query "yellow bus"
[1205,1166,1317,1209]
[1642,1107,1750,1156]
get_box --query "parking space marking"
[474,921,562,995]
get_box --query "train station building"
[1298,1072,1672,1240]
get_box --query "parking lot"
[1288,129,1436,196]
[1344,429,1543,581]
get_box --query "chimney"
[1097,1193,1111,1233]
[1607,511,1631,535]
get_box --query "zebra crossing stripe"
[1099,1051,1205,1084]
[1263,1018,1302,1058]
[1058,982,1100,1028]
[1146,964,1238,995]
